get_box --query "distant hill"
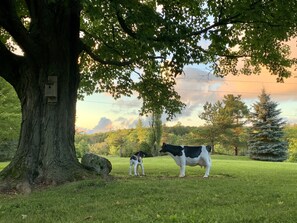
[76,116,148,134]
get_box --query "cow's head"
[159,142,167,153]
[205,145,212,153]
[159,143,183,156]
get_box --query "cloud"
[219,70,297,101]
[114,117,139,129]
[171,67,224,120]
[179,66,297,104]
[109,97,142,116]
[166,64,297,126]
[217,38,297,101]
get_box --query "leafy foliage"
[75,134,90,158]
[70,121,296,160]
[76,0,297,117]
[199,94,249,154]
[0,78,21,142]
[220,95,249,155]
[288,138,297,162]
[0,78,21,161]
[284,125,297,162]
[248,89,288,161]
[147,111,162,156]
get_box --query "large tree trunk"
[0,2,93,191]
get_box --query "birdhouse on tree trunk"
[45,76,58,103]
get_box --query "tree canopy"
[1,1,297,116]
[79,0,297,110]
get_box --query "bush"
[89,142,109,155]
[0,140,17,162]
[288,139,297,162]
[75,139,90,158]
[120,141,138,157]
[139,142,152,156]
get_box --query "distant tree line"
[75,90,295,162]
[74,122,297,162]
[1,77,296,162]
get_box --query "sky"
[76,61,297,133]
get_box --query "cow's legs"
[179,156,186,177]
[178,150,186,177]
[203,157,212,178]
[179,164,186,177]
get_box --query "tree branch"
[80,28,128,60]
[24,0,34,18]
[115,9,137,39]
[0,0,37,59]
[0,40,23,86]
[79,40,134,66]
[112,2,242,45]
[111,1,176,43]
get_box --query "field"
[0,155,297,223]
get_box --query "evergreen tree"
[222,95,249,156]
[248,90,288,161]
[199,101,226,153]
[199,95,249,154]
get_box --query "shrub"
[288,139,297,162]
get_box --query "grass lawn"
[0,155,296,223]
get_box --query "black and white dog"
[129,151,146,176]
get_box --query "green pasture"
[0,155,296,223]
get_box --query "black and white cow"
[129,151,146,176]
[160,143,212,178]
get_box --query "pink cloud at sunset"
[217,71,297,101]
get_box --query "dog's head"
[134,151,147,158]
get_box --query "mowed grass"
[0,155,297,223]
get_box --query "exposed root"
[0,165,100,194]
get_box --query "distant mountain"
[86,117,113,134]
[76,116,152,134]
[75,126,88,134]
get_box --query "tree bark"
[211,141,215,154]
[0,2,94,191]
[234,146,238,156]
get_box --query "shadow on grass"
[112,172,235,181]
